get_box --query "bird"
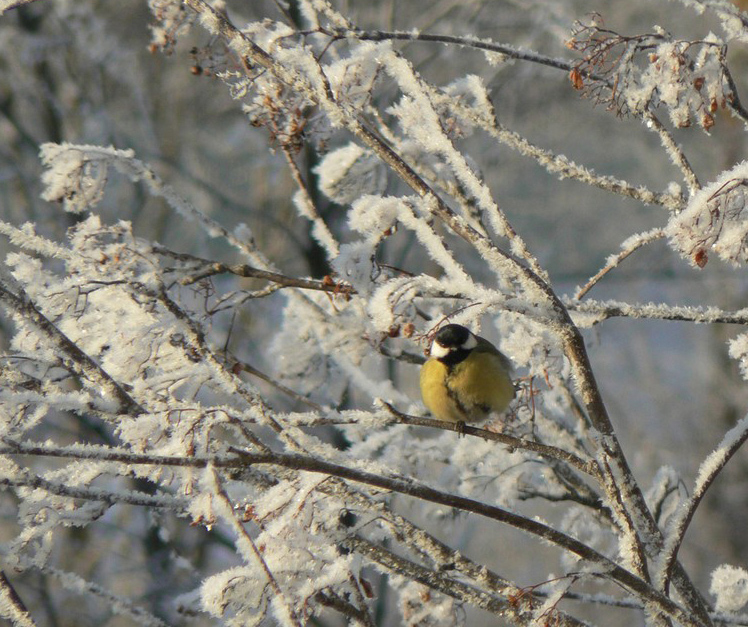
[419,323,515,425]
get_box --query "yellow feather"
[420,349,515,424]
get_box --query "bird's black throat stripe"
[438,348,470,368]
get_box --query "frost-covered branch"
[472,104,683,210]
[226,446,702,627]
[210,470,305,627]
[315,26,586,75]
[281,144,340,260]
[159,247,355,297]
[344,535,587,626]
[575,228,666,299]
[178,5,711,619]
[183,0,536,289]
[40,143,263,262]
[383,404,598,477]
[643,110,702,194]
[313,588,376,627]
[721,62,748,125]
[656,414,748,594]
[0,280,143,416]
[0,440,703,625]
[339,29,684,210]
[567,298,748,326]
[673,0,748,44]
[16,562,170,627]
[0,571,35,627]
[0,468,187,510]
[568,18,735,134]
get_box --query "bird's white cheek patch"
[430,342,450,358]
[463,334,477,350]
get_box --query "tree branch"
[0,469,187,510]
[155,246,355,296]
[211,470,304,627]
[355,30,682,211]
[657,414,748,594]
[567,298,748,326]
[159,4,711,619]
[642,110,701,194]
[575,228,666,299]
[344,535,587,626]
[382,403,598,478]
[0,571,36,627]
[315,26,590,76]
[0,439,706,626]
[0,280,143,416]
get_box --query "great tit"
[420,323,515,424]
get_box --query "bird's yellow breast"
[420,351,515,423]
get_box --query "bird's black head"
[430,324,477,365]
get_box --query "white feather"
[430,342,450,358]
[430,329,477,358]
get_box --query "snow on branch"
[656,413,748,594]
[568,18,734,132]
[674,0,748,44]
[314,26,582,74]
[567,296,748,326]
[39,142,263,262]
[575,228,666,299]
[667,160,748,267]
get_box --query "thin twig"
[642,110,701,194]
[238,360,323,411]
[381,402,598,478]
[0,571,36,627]
[575,228,665,299]
[280,144,339,258]
[0,470,187,510]
[566,298,748,325]
[212,471,304,627]
[181,261,351,294]
[0,280,143,416]
[313,590,376,627]
[344,535,587,626]
[657,414,748,595]
[156,246,354,295]
[316,26,591,76]
[722,62,748,126]
[27,563,169,627]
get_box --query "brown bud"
[569,67,584,90]
[694,248,708,268]
[359,577,374,598]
